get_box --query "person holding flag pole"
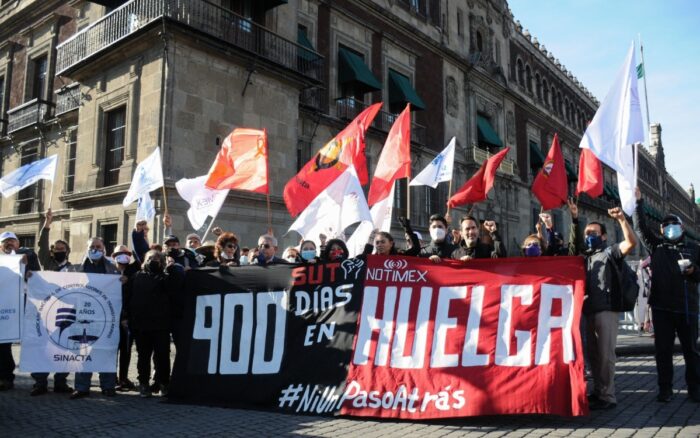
[122,147,165,247]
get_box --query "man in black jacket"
[633,188,700,403]
[451,215,506,260]
[569,200,636,410]
[421,214,457,263]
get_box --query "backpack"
[605,247,639,312]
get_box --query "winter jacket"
[128,265,184,331]
[451,230,506,259]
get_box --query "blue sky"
[509,0,700,197]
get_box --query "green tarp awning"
[564,159,577,182]
[477,115,503,148]
[529,141,545,169]
[388,70,425,111]
[297,28,320,62]
[338,47,382,94]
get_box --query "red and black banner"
[170,256,587,417]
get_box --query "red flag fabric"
[205,128,268,193]
[447,147,510,208]
[367,104,411,206]
[531,134,568,209]
[576,148,604,198]
[284,103,382,217]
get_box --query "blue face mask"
[585,234,603,250]
[88,249,104,261]
[524,245,541,257]
[301,249,316,261]
[663,224,683,241]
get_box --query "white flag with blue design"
[135,193,156,222]
[409,137,455,188]
[0,154,58,197]
[122,147,164,207]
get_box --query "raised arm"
[609,207,636,256]
[566,199,581,255]
[632,187,661,252]
[37,209,52,269]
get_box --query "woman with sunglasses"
[208,232,240,267]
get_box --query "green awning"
[564,159,577,182]
[388,70,425,111]
[529,141,545,169]
[297,28,320,62]
[338,47,382,94]
[477,115,503,148]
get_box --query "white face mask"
[285,256,297,263]
[221,252,234,260]
[115,254,131,265]
[239,255,249,265]
[430,228,446,242]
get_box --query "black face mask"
[167,248,181,259]
[53,252,67,263]
[147,260,162,272]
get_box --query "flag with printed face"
[448,147,510,208]
[205,128,268,193]
[410,137,455,188]
[532,135,568,210]
[284,103,382,217]
[122,147,164,207]
[176,176,230,230]
[0,154,58,198]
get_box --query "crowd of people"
[0,188,698,412]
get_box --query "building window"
[65,129,77,193]
[104,106,126,187]
[394,179,407,219]
[516,59,524,86]
[0,75,4,113]
[17,234,36,250]
[542,79,549,106]
[100,224,118,257]
[525,65,532,93]
[29,55,48,101]
[16,144,40,214]
[457,10,463,37]
[296,140,313,172]
[535,73,542,100]
[476,31,484,52]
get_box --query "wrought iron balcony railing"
[335,97,426,145]
[55,83,81,115]
[56,0,323,81]
[465,146,515,176]
[6,99,54,134]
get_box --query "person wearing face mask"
[128,250,184,397]
[207,233,240,267]
[111,246,140,392]
[633,188,700,403]
[569,199,636,410]
[299,240,318,264]
[421,214,457,263]
[451,216,507,261]
[163,235,198,270]
[256,234,286,265]
[521,235,544,257]
[321,239,350,262]
[282,246,301,264]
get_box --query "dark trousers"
[652,308,700,392]
[134,329,171,386]
[118,325,134,382]
[31,372,68,388]
[0,343,14,382]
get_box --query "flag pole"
[47,180,55,211]
[639,35,652,143]
[266,192,272,235]
[406,179,411,220]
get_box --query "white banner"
[0,255,25,342]
[20,272,122,372]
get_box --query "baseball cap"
[186,233,201,242]
[0,231,18,242]
[164,235,180,244]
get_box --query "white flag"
[409,137,455,188]
[175,175,229,230]
[122,147,164,207]
[135,193,156,222]
[288,166,372,250]
[578,42,644,215]
[346,184,395,257]
[0,154,58,197]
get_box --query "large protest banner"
[20,272,122,372]
[0,255,25,343]
[170,256,587,418]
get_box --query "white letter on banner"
[251,291,287,374]
[391,287,432,369]
[192,294,222,374]
[352,286,397,366]
[431,286,466,368]
[495,285,533,367]
[462,286,489,366]
[219,293,254,374]
[535,283,575,365]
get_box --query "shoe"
[657,388,673,402]
[101,388,116,397]
[0,380,14,391]
[139,384,152,398]
[149,383,160,394]
[116,379,136,392]
[30,386,48,396]
[53,383,73,394]
[589,399,617,410]
[587,393,600,403]
[159,384,169,397]
[69,390,90,400]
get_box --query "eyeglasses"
[259,243,271,249]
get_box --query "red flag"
[576,148,603,198]
[531,134,568,209]
[367,104,411,206]
[447,147,510,208]
[205,128,268,193]
[283,103,382,217]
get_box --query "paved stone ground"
[1,345,699,437]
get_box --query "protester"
[208,233,240,267]
[451,216,507,260]
[633,188,700,403]
[195,241,217,266]
[538,212,569,256]
[30,210,73,396]
[320,239,349,262]
[72,237,122,399]
[421,214,458,263]
[185,233,201,250]
[569,199,636,410]
[256,234,286,265]
[250,247,260,264]
[239,247,251,265]
[282,246,300,263]
[521,234,544,257]
[299,240,318,263]
[164,235,197,270]
[132,220,150,264]
[128,250,184,397]
[112,245,140,392]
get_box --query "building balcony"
[335,97,426,145]
[55,83,81,116]
[6,99,54,134]
[56,0,323,82]
[465,146,516,176]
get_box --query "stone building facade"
[0,0,697,262]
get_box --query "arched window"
[476,31,484,52]
[542,79,549,105]
[564,98,570,122]
[525,65,533,93]
[516,59,524,86]
[535,73,542,100]
[557,91,563,115]
[551,86,556,110]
